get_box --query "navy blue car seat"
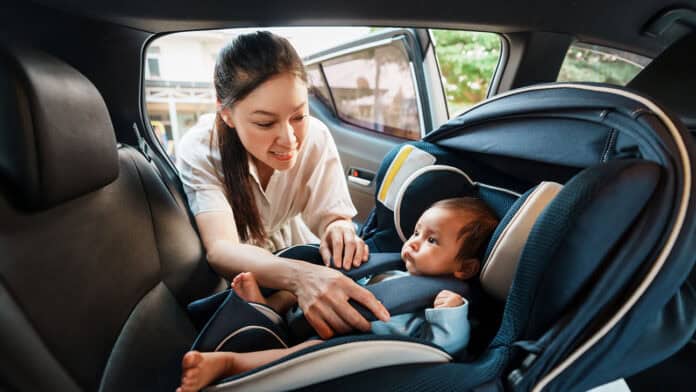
[623,32,696,391]
[196,181,565,391]
[199,82,695,392]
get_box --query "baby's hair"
[430,197,499,263]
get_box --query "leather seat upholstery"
[0,43,225,391]
[0,44,118,210]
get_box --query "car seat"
[0,43,226,391]
[202,81,695,391]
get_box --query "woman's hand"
[291,262,389,339]
[433,290,465,309]
[319,219,369,270]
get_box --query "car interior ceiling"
[1,0,695,391]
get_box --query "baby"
[177,197,498,392]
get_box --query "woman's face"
[220,72,309,174]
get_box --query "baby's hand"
[433,290,464,308]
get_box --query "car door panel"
[310,105,400,222]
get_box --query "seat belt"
[131,122,153,162]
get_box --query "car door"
[303,28,449,223]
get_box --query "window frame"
[427,29,506,119]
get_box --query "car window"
[430,30,501,117]
[306,64,334,111]
[143,27,372,162]
[144,27,503,152]
[557,42,651,86]
[307,37,422,140]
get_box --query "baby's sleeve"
[369,298,471,357]
[422,299,471,356]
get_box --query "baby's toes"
[182,351,203,369]
[186,367,200,378]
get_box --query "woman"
[177,31,389,338]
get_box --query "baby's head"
[401,197,499,280]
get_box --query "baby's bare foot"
[177,351,237,392]
[232,272,266,304]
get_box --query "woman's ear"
[454,258,480,280]
[218,106,235,128]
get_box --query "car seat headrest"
[0,44,118,211]
[393,165,478,242]
[628,33,696,129]
[481,181,563,301]
[390,162,560,303]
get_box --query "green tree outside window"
[431,30,501,117]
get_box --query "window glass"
[557,42,651,85]
[144,27,371,162]
[306,64,333,111]
[430,30,501,117]
[318,39,421,140]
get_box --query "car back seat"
[0,43,225,391]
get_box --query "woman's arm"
[195,211,390,339]
[176,127,384,335]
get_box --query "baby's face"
[400,206,466,276]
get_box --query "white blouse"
[177,116,357,252]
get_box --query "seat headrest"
[481,181,563,301]
[0,44,118,211]
[392,164,520,242]
[383,151,561,303]
[628,33,696,129]
[393,165,478,242]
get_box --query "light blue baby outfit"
[366,270,470,356]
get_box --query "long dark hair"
[213,31,307,244]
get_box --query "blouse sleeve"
[300,119,358,238]
[176,127,234,216]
